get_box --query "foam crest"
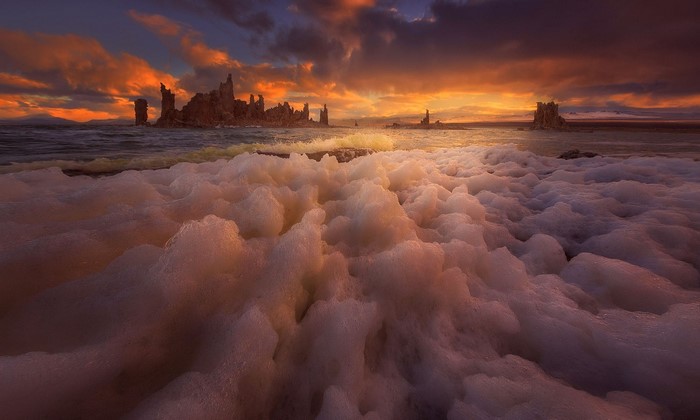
[258,131,395,154]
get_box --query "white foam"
[1,142,699,418]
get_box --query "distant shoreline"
[384,120,700,133]
[3,119,700,133]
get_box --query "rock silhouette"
[421,109,430,125]
[159,84,175,120]
[134,99,148,126]
[320,104,329,126]
[533,101,568,130]
[155,74,325,128]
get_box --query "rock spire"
[421,109,430,125]
[134,99,148,126]
[320,104,329,125]
[160,83,175,120]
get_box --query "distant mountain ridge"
[0,114,78,125]
[84,117,132,125]
[0,114,132,126]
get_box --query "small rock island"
[135,74,330,128]
[532,101,568,130]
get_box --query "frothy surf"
[1,144,699,418]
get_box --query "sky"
[1,0,699,122]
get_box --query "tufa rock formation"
[160,83,175,120]
[155,74,324,128]
[219,75,235,113]
[421,109,430,125]
[533,101,567,130]
[320,104,329,126]
[134,99,148,126]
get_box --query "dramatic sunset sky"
[1,0,699,122]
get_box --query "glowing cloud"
[0,73,50,90]
[0,28,179,120]
[129,10,372,119]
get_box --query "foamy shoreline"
[1,144,699,418]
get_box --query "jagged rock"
[246,94,255,119]
[320,104,329,125]
[160,83,175,119]
[219,74,235,114]
[134,99,148,126]
[558,149,599,159]
[266,102,293,121]
[179,91,227,127]
[256,95,265,119]
[155,75,328,128]
[242,94,266,120]
[533,101,567,130]
[421,109,430,125]
[233,99,248,118]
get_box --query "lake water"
[2,125,700,175]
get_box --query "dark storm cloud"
[155,0,275,33]
[269,0,700,104]
[269,24,347,78]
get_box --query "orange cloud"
[129,10,239,69]
[129,11,346,113]
[0,94,35,119]
[0,28,181,121]
[126,9,553,121]
[293,0,376,23]
[128,10,182,37]
[40,107,116,122]
[0,93,139,122]
[0,73,50,90]
[179,36,237,68]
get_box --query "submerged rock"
[558,149,599,159]
[256,148,373,162]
